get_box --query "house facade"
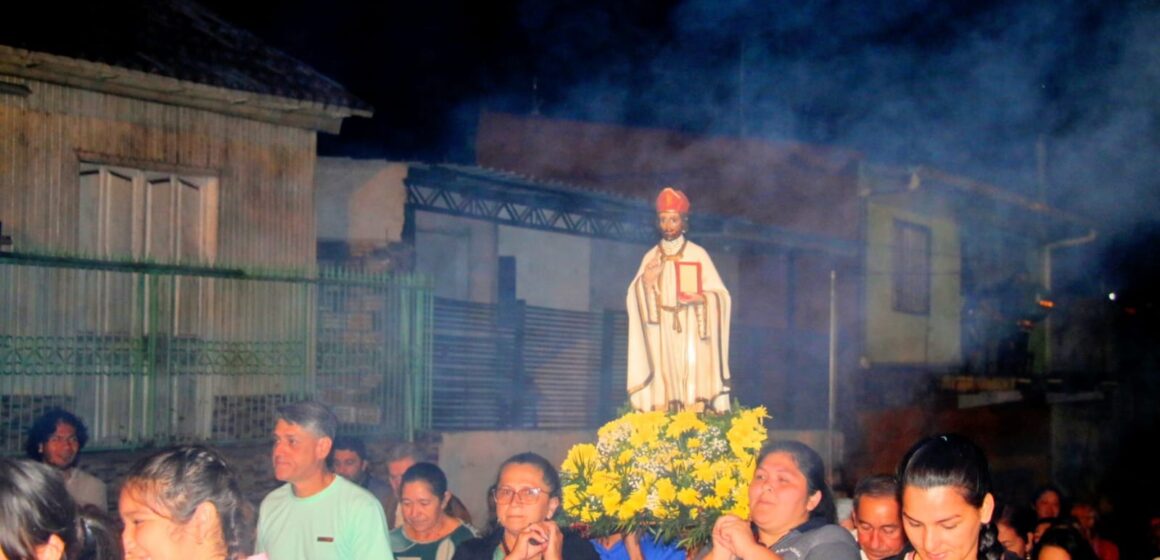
[0,0,391,452]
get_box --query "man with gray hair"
[255,401,392,560]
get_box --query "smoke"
[503,0,1158,230]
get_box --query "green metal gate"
[0,253,431,453]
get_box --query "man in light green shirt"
[256,401,393,560]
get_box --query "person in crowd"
[119,445,256,560]
[1030,525,1098,560]
[852,474,910,560]
[254,401,391,560]
[590,532,683,560]
[388,443,421,497]
[1070,502,1118,560]
[24,408,107,510]
[837,497,856,531]
[452,452,598,560]
[995,503,1036,559]
[1032,487,1065,522]
[710,440,859,560]
[387,443,473,530]
[897,434,1010,560]
[1031,518,1067,552]
[0,457,120,560]
[1144,512,1160,560]
[332,435,394,514]
[390,462,477,560]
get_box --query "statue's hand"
[678,292,705,305]
[642,256,662,287]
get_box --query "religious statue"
[626,187,732,412]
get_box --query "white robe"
[626,237,731,412]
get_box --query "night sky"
[204,0,1159,295]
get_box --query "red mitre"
[656,187,690,214]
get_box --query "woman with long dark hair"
[0,457,119,560]
[897,434,1010,560]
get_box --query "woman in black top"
[452,452,597,560]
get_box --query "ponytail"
[223,497,257,560]
[72,505,121,560]
[977,520,1005,560]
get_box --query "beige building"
[0,1,372,449]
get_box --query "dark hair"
[758,440,838,523]
[898,434,1004,560]
[853,474,899,511]
[401,462,449,498]
[1032,485,1066,517]
[485,452,561,534]
[275,400,337,439]
[332,436,368,460]
[1032,525,1099,560]
[74,504,121,560]
[24,408,89,462]
[123,445,254,560]
[0,458,119,560]
[996,502,1037,539]
[497,452,561,499]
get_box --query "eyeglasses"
[492,486,548,504]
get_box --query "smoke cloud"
[501,0,1157,231]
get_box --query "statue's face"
[657,211,685,241]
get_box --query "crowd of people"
[2,404,1155,560]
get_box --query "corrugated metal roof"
[0,0,370,112]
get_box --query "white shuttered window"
[78,164,218,335]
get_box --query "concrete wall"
[589,238,648,312]
[315,158,407,247]
[415,212,498,302]
[498,226,592,312]
[864,201,962,366]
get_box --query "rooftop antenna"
[738,36,747,137]
[532,77,543,116]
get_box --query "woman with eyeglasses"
[390,462,477,560]
[452,452,598,560]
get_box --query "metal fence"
[427,297,829,431]
[0,253,432,453]
[429,298,625,431]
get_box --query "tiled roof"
[0,0,370,112]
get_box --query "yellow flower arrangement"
[559,405,768,549]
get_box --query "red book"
[675,261,702,298]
